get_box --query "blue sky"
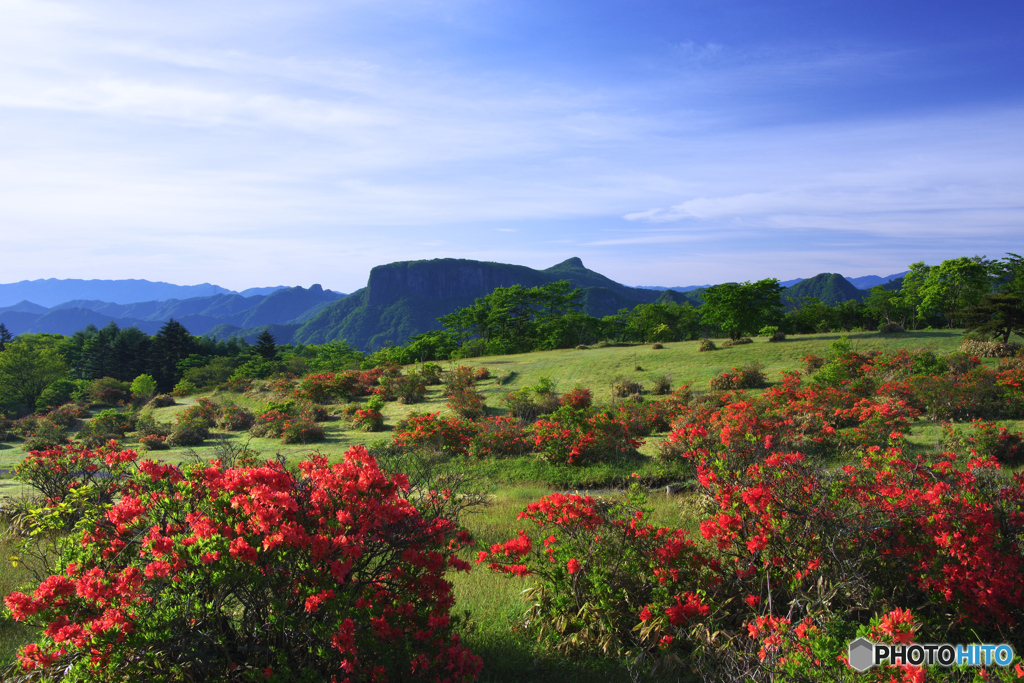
[1,0,1021,293]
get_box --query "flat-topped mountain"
[277,257,663,350]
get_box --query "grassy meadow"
[1,328,1020,677]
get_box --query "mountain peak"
[549,257,585,270]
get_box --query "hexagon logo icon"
[848,637,875,672]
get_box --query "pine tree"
[255,330,278,361]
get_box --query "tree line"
[1,254,1021,417]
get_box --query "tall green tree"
[699,279,784,340]
[149,319,198,392]
[439,281,584,354]
[0,335,69,415]
[919,256,991,328]
[965,292,1024,343]
[254,330,278,360]
[0,322,12,352]
[865,287,913,329]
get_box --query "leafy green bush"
[129,373,158,399]
[77,409,136,447]
[216,404,255,431]
[87,377,131,405]
[20,418,69,451]
[35,379,78,411]
[698,338,716,352]
[165,417,210,447]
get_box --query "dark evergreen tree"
[0,322,12,352]
[149,319,198,391]
[255,330,278,360]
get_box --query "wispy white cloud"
[0,0,1020,290]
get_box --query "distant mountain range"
[0,285,344,338]
[637,271,908,294]
[0,261,909,350]
[0,278,296,308]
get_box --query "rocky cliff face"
[366,259,548,307]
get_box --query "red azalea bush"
[176,397,222,429]
[4,445,482,683]
[469,416,531,458]
[392,413,478,457]
[13,441,135,509]
[478,487,717,668]
[558,387,592,411]
[529,406,640,465]
[491,438,1024,680]
[280,416,325,444]
[350,407,384,432]
[447,387,486,420]
[943,419,1024,463]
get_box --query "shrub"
[351,407,384,432]
[611,378,643,398]
[138,433,168,450]
[386,372,428,404]
[768,330,786,342]
[4,446,482,682]
[280,416,325,444]
[250,409,291,438]
[295,372,353,404]
[651,375,671,395]
[720,336,752,347]
[559,387,592,411]
[447,387,486,420]
[709,362,768,391]
[943,419,1024,463]
[216,404,255,431]
[393,413,478,456]
[87,377,131,405]
[698,338,716,352]
[176,397,221,429]
[35,379,78,411]
[801,354,825,374]
[651,342,664,350]
[20,419,69,452]
[502,389,542,422]
[129,373,158,399]
[469,416,531,458]
[134,414,172,439]
[165,418,210,447]
[444,365,480,397]
[530,406,640,465]
[879,322,905,333]
[44,403,87,428]
[480,487,713,672]
[146,394,176,409]
[12,441,133,508]
[77,409,136,447]
[171,379,197,397]
[419,362,443,385]
[960,338,1022,357]
[532,376,556,396]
